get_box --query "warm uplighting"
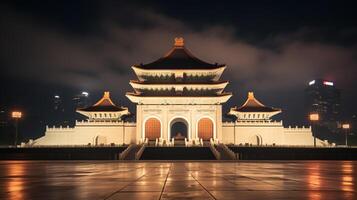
[342,123,351,146]
[309,113,319,121]
[11,111,22,119]
[342,124,350,129]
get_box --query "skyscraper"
[72,91,90,109]
[305,79,341,131]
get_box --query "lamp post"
[11,111,22,147]
[342,123,350,147]
[309,113,319,147]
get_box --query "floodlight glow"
[323,81,334,86]
[309,113,319,121]
[12,111,22,119]
[342,124,350,129]
[309,80,315,85]
[54,95,60,99]
[81,91,89,97]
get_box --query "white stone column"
[216,105,223,141]
[136,105,142,143]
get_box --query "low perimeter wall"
[0,146,128,160]
[229,146,357,160]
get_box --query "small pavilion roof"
[77,92,127,112]
[233,92,281,112]
[134,37,225,70]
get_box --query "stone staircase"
[140,147,216,160]
[214,143,237,160]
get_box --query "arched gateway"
[170,118,188,140]
[198,118,214,140]
[145,118,161,140]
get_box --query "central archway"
[170,118,188,140]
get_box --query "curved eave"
[228,107,282,117]
[132,65,226,82]
[76,108,130,118]
[129,81,229,92]
[126,92,232,104]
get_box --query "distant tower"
[72,91,90,109]
[305,79,341,131]
[53,95,63,111]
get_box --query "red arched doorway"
[145,118,161,140]
[198,118,214,140]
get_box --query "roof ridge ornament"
[94,91,116,106]
[103,91,110,99]
[174,37,184,47]
[248,92,255,99]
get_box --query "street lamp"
[342,123,350,147]
[309,113,319,147]
[11,111,22,147]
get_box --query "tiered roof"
[77,92,129,120]
[126,37,232,104]
[135,38,225,70]
[228,92,281,120]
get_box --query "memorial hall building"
[32,38,328,147]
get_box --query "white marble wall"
[33,121,136,146]
[222,121,327,146]
[136,104,222,142]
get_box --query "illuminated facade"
[32,38,329,147]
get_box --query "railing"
[119,144,135,160]
[219,143,237,160]
[12,144,128,148]
[222,120,283,125]
[227,144,340,148]
[135,143,146,160]
[209,139,221,160]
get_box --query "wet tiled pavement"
[0,161,356,199]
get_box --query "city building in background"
[72,91,90,109]
[305,79,342,141]
[305,79,341,129]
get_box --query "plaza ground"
[0,161,355,199]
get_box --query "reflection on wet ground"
[0,161,355,200]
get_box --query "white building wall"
[222,121,327,146]
[33,118,328,146]
[33,120,136,146]
[137,104,221,141]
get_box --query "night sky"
[1,0,357,139]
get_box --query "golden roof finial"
[248,92,254,99]
[174,37,184,47]
[103,91,110,98]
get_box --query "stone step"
[140,147,216,160]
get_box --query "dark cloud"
[1,2,357,124]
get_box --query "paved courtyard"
[0,161,355,200]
